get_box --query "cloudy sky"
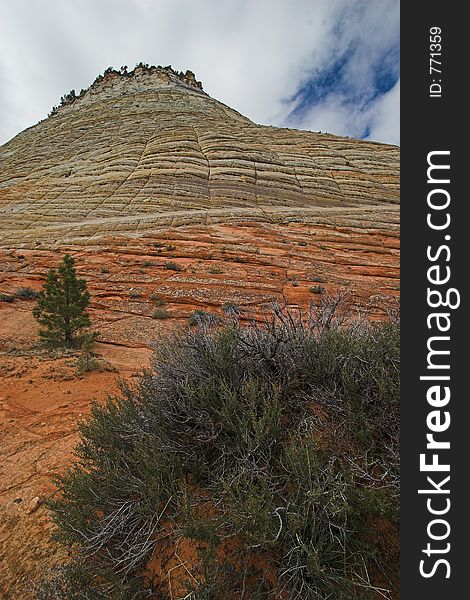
[0,0,399,146]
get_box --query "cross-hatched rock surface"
[0,66,398,247]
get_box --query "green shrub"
[39,297,399,599]
[75,354,116,375]
[310,285,325,294]
[0,293,15,303]
[15,286,40,300]
[149,293,165,306]
[152,308,170,319]
[221,301,240,315]
[34,559,147,599]
[75,354,101,374]
[164,261,182,271]
[188,309,217,326]
[72,333,112,375]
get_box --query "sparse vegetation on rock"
[14,286,40,300]
[163,261,182,271]
[149,292,166,306]
[0,292,15,302]
[47,63,203,117]
[74,334,116,375]
[221,301,240,314]
[152,308,170,320]
[38,298,399,599]
[188,309,218,326]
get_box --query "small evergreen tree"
[33,254,92,347]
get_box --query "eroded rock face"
[0,67,399,597]
[0,66,398,247]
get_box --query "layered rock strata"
[0,66,398,248]
[0,65,399,598]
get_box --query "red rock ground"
[0,221,399,598]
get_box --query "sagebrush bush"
[221,301,240,314]
[188,309,217,326]
[39,296,399,599]
[34,559,146,599]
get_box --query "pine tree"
[33,254,92,347]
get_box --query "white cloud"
[365,80,400,145]
[0,0,399,145]
[290,94,369,139]
[287,79,400,146]
[278,1,399,144]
